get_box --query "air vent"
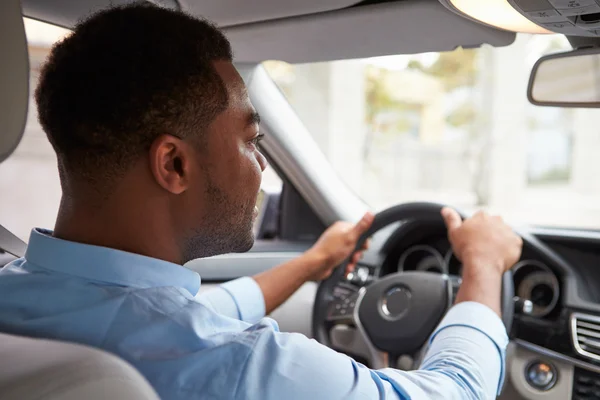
[571,313,600,362]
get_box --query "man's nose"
[257,151,268,172]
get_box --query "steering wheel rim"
[313,202,514,364]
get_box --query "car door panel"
[189,244,316,337]
[186,251,304,281]
[198,281,317,338]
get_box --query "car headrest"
[0,0,29,163]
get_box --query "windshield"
[263,34,600,229]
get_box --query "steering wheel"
[313,202,514,369]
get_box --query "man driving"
[0,4,522,399]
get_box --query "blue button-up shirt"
[0,229,508,399]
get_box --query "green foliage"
[407,48,479,91]
[366,47,481,135]
[446,101,477,128]
[365,66,420,133]
[529,167,570,184]
[365,67,395,127]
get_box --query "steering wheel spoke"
[448,274,462,306]
[328,288,391,369]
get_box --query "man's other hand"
[306,212,375,281]
[441,208,522,277]
[441,207,523,316]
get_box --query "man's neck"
[53,195,183,265]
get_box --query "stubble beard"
[181,177,255,263]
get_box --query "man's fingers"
[351,212,374,238]
[360,239,371,251]
[346,250,365,274]
[441,207,462,232]
[346,262,356,275]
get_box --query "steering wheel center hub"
[359,271,449,354]
[381,287,412,319]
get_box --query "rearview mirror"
[528,48,600,108]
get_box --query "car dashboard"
[346,220,600,398]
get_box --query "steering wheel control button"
[548,0,597,8]
[332,283,357,299]
[327,292,359,322]
[525,361,557,391]
[356,267,370,284]
[560,3,600,16]
[381,287,412,320]
[526,9,566,22]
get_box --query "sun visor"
[22,0,362,30]
[0,0,29,163]
[224,0,516,63]
[180,0,363,27]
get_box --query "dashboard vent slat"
[572,313,600,361]
[580,337,600,350]
[577,321,600,331]
[577,328,600,340]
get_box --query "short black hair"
[35,3,233,190]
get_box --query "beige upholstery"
[0,334,160,400]
[0,1,160,399]
[0,0,28,163]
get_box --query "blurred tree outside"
[365,48,482,139]
[265,49,488,202]
[365,47,485,201]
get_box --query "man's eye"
[250,134,265,146]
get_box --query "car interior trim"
[240,63,368,224]
[22,0,516,63]
[223,0,516,63]
[513,260,560,318]
[397,244,446,274]
[186,252,303,281]
[507,342,574,400]
[532,227,600,244]
[570,312,600,363]
[515,339,600,376]
[352,287,390,370]
[0,0,29,163]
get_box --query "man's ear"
[148,134,191,194]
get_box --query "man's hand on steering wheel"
[305,212,375,281]
[442,208,523,317]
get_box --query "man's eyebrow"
[247,112,261,127]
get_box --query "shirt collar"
[24,228,201,296]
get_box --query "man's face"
[181,62,267,262]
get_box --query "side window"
[0,19,69,241]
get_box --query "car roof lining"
[224,1,515,63]
[21,0,515,63]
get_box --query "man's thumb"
[441,207,462,232]
[352,212,374,237]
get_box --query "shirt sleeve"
[194,277,266,324]
[235,301,507,400]
[420,301,509,397]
